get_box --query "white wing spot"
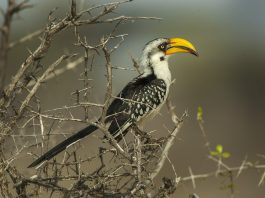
[146,107,150,112]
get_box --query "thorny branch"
[0,0,32,89]
[0,0,161,108]
[18,55,70,116]
[0,0,172,197]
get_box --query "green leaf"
[210,151,219,156]
[222,152,231,158]
[197,106,203,121]
[216,144,223,153]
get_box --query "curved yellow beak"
[165,38,198,56]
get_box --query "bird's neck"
[141,54,172,88]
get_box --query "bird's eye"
[158,43,167,51]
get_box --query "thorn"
[188,166,196,189]
[236,155,247,178]
[258,170,265,186]
[27,48,33,55]
[189,193,199,198]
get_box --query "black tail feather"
[28,125,98,168]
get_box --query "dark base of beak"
[190,49,199,57]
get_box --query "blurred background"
[1,0,265,197]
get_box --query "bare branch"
[27,56,84,87]
[0,0,32,89]
[8,29,43,49]
[149,121,183,181]
[18,55,69,115]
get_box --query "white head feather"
[140,38,172,88]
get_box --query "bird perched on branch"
[28,37,198,168]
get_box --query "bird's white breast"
[150,53,172,93]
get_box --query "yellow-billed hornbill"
[28,37,198,168]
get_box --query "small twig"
[27,56,84,87]
[208,155,230,171]
[258,170,265,186]
[131,56,141,74]
[8,29,43,49]
[39,114,44,148]
[236,155,248,178]
[136,135,142,183]
[77,16,162,25]
[79,0,131,15]
[188,167,196,189]
[18,55,69,115]
[100,38,113,119]
[0,0,32,89]
[181,161,265,184]
[149,123,183,181]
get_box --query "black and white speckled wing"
[105,73,167,141]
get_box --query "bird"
[28,37,198,168]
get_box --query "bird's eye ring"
[158,43,167,51]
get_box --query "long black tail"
[28,125,98,168]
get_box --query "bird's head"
[140,37,198,72]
